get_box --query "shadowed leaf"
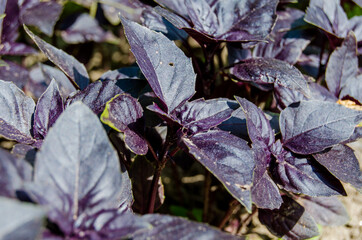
[259,196,319,239]
[182,130,255,211]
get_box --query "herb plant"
[1,0,362,239]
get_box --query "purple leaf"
[61,13,115,44]
[74,210,151,239]
[33,79,64,140]
[185,0,218,36]
[0,42,37,55]
[313,144,362,190]
[154,5,191,29]
[99,67,143,81]
[304,0,348,39]
[156,1,188,17]
[217,107,248,139]
[236,97,274,148]
[0,197,46,240]
[102,0,145,24]
[40,64,77,98]
[259,196,319,240]
[251,146,282,209]
[308,82,339,102]
[298,196,349,226]
[254,37,310,66]
[280,100,362,154]
[25,102,133,235]
[121,17,196,113]
[24,25,89,90]
[0,60,30,89]
[172,98,236,134]
[340,75,362,104]
[129,156,164,213]
[20,0,62,36]
[146,102,173,124]
[0,148,32,198]
[101,94,148,155]
[132,214,244,240]
[181,130,255,211]
[11,143,37,165]
[141,7,188,40]
[67,79,145,115]
[274,81,338,110]
[1,0,20,43]
[273,84,306,109]
[326,32,358,97]
[0,80,35,144]
[273,151,346,197]
[253,9,311,65]
[156,0,278,42]
[25,65,50,99]
[98,211,150,239]
[231,58,310,97]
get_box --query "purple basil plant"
[1,0,362,239]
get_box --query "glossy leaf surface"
[121,16,196,113]
[182,130,255,211]
[231,58,310,97]
[280,101,362,154]
[172,98,236,134]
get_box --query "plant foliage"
[0,0,361,239]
